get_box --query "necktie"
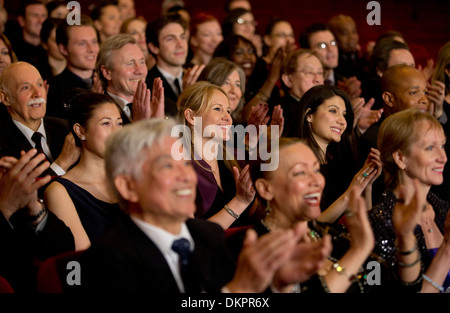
[31,132,49,160]
[172,238,200,292]
[173,78,182,96]
[126,102,133,119]
[171,238,191,267]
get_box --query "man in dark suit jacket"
[96,34,165,124]
[46,15,99,119]
[145,13,189,117]
[0,62,79,181]
[80,118,302,293]
[0,149,75,293]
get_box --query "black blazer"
[0,114,70,177]
[80,216,236,293]
[0,210,75,293]
[145,65,179,117]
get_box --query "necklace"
[423,209,433,234]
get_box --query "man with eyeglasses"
[299,23,362,101]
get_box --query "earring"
[265,201,272,217]
[81,136,86,140]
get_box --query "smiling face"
[309,30,338,70]
[262,142,325,223]
[220,70,242,111]
[95,5,121,40]
[264,21,295,55]
[125,19,147,53]
[20,4,48,39]
[0,39,12,74]
[198,90,233,142]
[307,95,347,148]
[233,12,256,39]
[231,38,256,77]
[103,43,147,101]
[132,136,198,228]
[151,22,188,70]
[284,53,324,99]
[1,62,47,130]
[191,20,223,56]
[398,120,447,188]
[62,26,99,74]
[386,68,429,114]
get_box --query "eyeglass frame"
[315,40,337,50]
[236,18,257,26]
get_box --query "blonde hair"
[177,81,241,172]
[378,109,444,187]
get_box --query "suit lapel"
[121,216,181,292]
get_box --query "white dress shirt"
[106,92,132,120]
[157,66,183,96]
[12,119,65,175]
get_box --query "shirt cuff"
[50,162,66,176]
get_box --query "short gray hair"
[105,118,178,210]
[95,34,137,90]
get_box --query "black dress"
[53,177,123,241]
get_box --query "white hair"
[105,118,178,209]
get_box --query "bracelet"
[28,199,47,222]
[332,262,358,282]
[423,274,444,292]
[256,91,269,102]
[397,255,421,268]
[223,204,240,220]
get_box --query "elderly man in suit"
[80,118,311,293]
[0,62,79,180]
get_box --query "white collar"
[12,118,46,146]
[130,216,195,254]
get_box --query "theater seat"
[37,250,84,293]
[0,276,14,293]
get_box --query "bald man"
[359,64,449,202]
[0,62,79,182]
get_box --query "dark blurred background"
[5,0,450,67]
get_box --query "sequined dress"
[369,189,450,287]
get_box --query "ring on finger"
[362,172,369,178]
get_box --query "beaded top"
[369,189,449,269]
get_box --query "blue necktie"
[171,238,191,267]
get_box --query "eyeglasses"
[236,18,257,26]
[315,40,337,49]
[295,70,324,78]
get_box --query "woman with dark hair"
[214,34,283,121]
[222,8,262,57]
[44,90,124,250]
[40,18,66,80]
[284,84,382,221]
